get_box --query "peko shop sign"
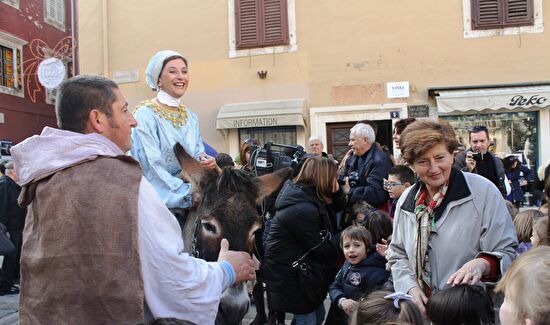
[436,87,550,113]
[509,95,547,107]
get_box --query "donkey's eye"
[202,222,217,234]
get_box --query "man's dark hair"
[0,162,5,175]
[468,125,490,141]
[56,75,119,133]
[394,117,416,135]
[389,165,415,184]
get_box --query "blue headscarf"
[145,50,187,91]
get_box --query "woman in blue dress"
[130,50,217,227]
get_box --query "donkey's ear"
[174,143,216,196]
[252,167,293,204]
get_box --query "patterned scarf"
[413,181,448,295]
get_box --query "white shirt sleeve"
[138,177,230,325]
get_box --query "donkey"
[174,143,292,325]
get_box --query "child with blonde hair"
[513,209,543,254]
[496,246,550,325]
[349,290,423,325]
[531,217,549,247]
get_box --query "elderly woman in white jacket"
[388,120,517,314]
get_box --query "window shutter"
[262,0,289,46]
[504,0,534,26]
[236,0,261,49]
[472,0,502,29]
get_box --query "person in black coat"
[0,162,26,295]
[261,157,344,325]
[328,226,390,324]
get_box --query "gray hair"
[4,162,14,170]
[350,123,376,144]
[308,136,324,145]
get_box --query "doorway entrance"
[326,120,393,162]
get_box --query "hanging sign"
[37,58,66,89]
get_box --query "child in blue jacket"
[328,225,390,324]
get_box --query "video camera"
[249,142,311,177]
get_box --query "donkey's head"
[174,143,291,260]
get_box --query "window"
[44,0,65,31]
[228,0,297,58]
[471,0,533,30]
[239,127,297,146]
[463,0,542,38]
[0,31,25,97]
[235,0,289,49]
[0,0,19,9]
[441,111,539,171]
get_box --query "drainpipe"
[70,0,76,75]
[102,0,109,76]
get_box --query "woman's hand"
[446,258,490,286]
[340,298,358,316]
[200,156,218,170]
[408,286,428,316]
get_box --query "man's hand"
[408,286,428,316]
[342,177,351,195]
[340,298,358,316]
[217,238,256,284]
[465,152,476,172]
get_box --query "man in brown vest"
[10,75,256,325]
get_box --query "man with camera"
[339,123,393,228]
[454,125,507,196]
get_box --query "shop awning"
[216,98,307,129]
[434,85,550,113]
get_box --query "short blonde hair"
[532,217,549,247]
[495,246,550,324]
[513,209,542,242]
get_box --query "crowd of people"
[0,48,549,325]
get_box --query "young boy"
[383,165,415,220]
[328,226,389,324]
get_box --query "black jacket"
[328,252,389,304]
[261,180,340,314]
[343,145,392,207]
[454,150,506,197]
[0,176,26,231]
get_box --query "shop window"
[239,126,297,147]
[1,0,19,9]
[0,35,24,97]
[471,0,533,30]
[228,0,297,58]
[441,111,539,171]
[44,0,65,31]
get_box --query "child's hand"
[376,239,388,257]
[340,298,358,316]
